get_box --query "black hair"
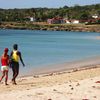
[13,44,18,50]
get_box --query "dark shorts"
[11,61,19,73]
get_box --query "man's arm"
[9,51,14,68]
[18,51,25,67]
[10,51,13,58]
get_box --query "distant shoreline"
[0,22,100,33]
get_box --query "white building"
[71,20,79,24]
[65,20,70,24]
[92,15,98,19]
[30,17,35,22]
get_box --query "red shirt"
[1,55,9,66]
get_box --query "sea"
[0,29,100,76]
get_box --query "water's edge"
[24,56,100,76]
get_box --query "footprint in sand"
[30,84,36,87]
[27,94,34,97]
[76,83,80,86]
[92,86,100,89]
[36,93,44,95]
[26,89,30,90]
[53,89,57,91]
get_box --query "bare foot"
[13,82,17,85]
[5,83,9,85]
[12,81,17,85]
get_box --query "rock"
[53,89,57,91]
[71,87,74,90]
[76,83,80,86]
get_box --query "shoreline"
[0,22,100,33]
[0,63,100,99]
[3,55,100,80]
[23,56,100,76]
[21,63,100,80]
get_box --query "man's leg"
[13,65,19,84]
[12,66,16,84]
[12,62,19,84]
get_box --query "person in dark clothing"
[10,44,25,85]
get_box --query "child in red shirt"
[0,48,9,85]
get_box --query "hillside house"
[64,19,70,24]
[47,17,65,24]
[25,16,35,22]
[71,20,79,24]
[92,14,98,19]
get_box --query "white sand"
[0,65,100,100]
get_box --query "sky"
[0,0,100,9]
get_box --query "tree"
[79,13,90,20]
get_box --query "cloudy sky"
[0,0,100,9]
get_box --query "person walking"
[10,44,25,85]
[0,48,9,85]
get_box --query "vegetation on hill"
[0,4,100,32]
[0,4,100,22]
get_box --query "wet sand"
[30,56,100,75]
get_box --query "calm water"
[0,29,100,76]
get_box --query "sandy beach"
[0,64,100,100]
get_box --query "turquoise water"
[0,29,100,75]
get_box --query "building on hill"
[71,19,79,24]
[92,14,98,19]
[47,17,80,24]
[64,18,70,24]
[47,17,65,24]
[25,16,36,22]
